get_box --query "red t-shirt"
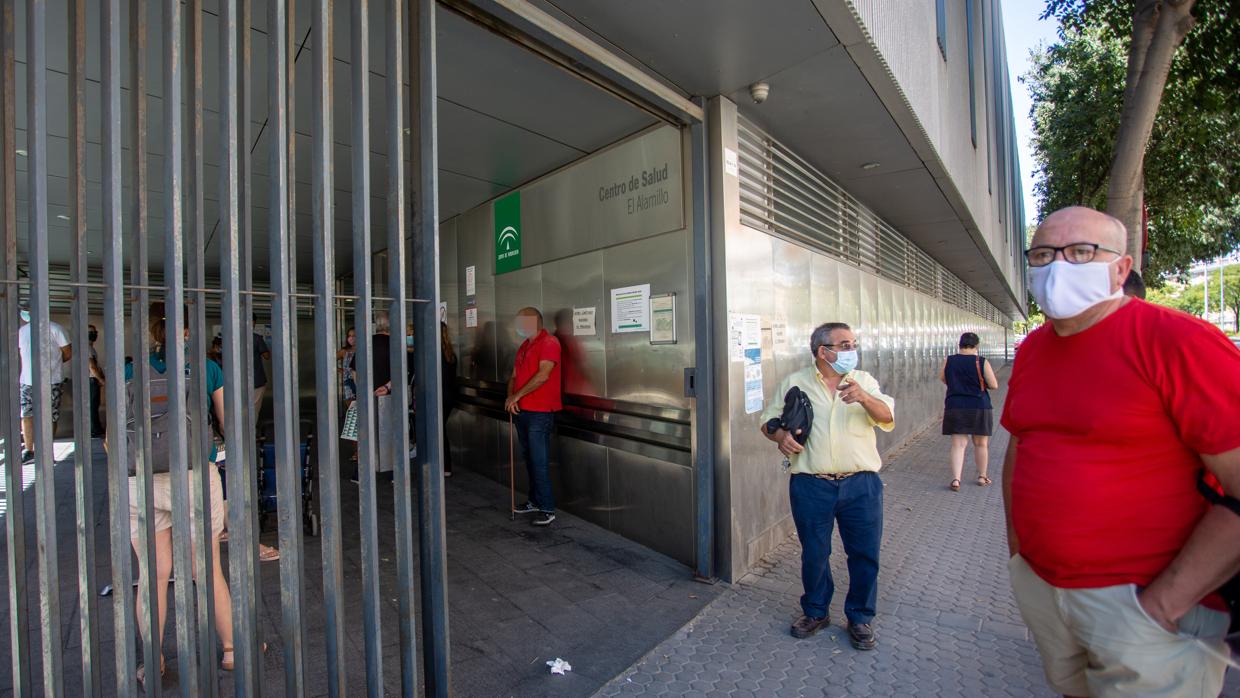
[514,330,562,412]
[1001,299,1240,606]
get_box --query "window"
[966,0,977,146]
[936,0,948,60]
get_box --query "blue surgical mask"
[19,309,30,323]
[406,335,415,348]
[829,350,858,375]
[515,324,533,339]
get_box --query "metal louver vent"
[737,116,1007,326]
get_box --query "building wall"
[845,0,1025,299]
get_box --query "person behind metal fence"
[506,307,562,527]
[112,307,236,684]
[16,302,72,463]
[939,332,999,492]
[1002,206,1240,698]
[760,322,895,650]
[87,323,106,438]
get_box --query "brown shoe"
[790,614,830,639]
[847,622,877,650]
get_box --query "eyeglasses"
[1024,242,1122,267]
[825,342,860,351]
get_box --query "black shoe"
[531,512,556,527]
[790,615,830,639]
[512,501,538,515]
[21,450,35,464]
[847,622,877,650]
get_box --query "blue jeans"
[516,411,556,513]
[789,472,883,624]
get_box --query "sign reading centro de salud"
[494,192,522,274]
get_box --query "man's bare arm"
[1002,438,1019,557]
[1139,446,1240,630]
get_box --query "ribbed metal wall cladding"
[738,115,1007,326]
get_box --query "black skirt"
[942,408,993,436]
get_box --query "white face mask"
[1028,260,1122,320]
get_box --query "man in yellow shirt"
[761,322,895,650]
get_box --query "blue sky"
[1002,0,1061,225]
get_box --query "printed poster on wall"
[744,345,764,414]
[465,265,476,297]
[610,284,651,333]
[465,307,478,329]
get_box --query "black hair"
[959,332,980,349]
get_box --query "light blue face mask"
[406,335,415,348]
[20,309,30,323]
[829,349,858,375]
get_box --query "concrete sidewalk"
[598,373,1240,697]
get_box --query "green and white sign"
[494,192,522,274]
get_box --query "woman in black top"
[940,332,1000,491]
[441,321,458,476]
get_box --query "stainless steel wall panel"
[602,231,692,409]
[837,262,860,330]
[541,251,606,398]
[554,438,610,530]
[493,265,542,380]
[810,254,840,330]
[608,450,693,566]
[457,205,498,382]
[770,238,812,383]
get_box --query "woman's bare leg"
[949,435,968,484]
[973,435,990,481]
[132,528,173,671]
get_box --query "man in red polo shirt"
[505,307,562,526]
[1002,206,1240,697]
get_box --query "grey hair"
[374,311,390,334]
[810,322,851,357]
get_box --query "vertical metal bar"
[238,5,264,670]
[410,1,450,693]
[311,1,347,694]
[351,1,384,693]
[100,0,137,692]
[268,0,307,692]
[68,0,101,692]
[129,0,160,692]
[385,0,418,691]
[26,0,65,692]
[162,0,201,690]
[689,97,715,582]
[0,0,30,694]
[222,0,261,693]
[186,0,218,692]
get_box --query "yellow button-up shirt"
[761,365,896,476]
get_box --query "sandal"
[949,479,961,492]
[977,475,993,487]
[258,543,281,562]
[222,642,267,671]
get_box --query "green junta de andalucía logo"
[494,191,521,275]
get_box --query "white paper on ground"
[546,658,572,675]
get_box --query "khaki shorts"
[129,465,226,542]
[1008,554,1229,698]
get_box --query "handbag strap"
[975,356,985,392]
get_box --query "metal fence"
[0,0,449,695]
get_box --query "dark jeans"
[88,378,104,436]
[789,472,883,625]
[516,410,555,513]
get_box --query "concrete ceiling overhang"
[10,0,656,279]
[539,0,1022,318]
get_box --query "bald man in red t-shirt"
[505,307,562,527]
[1002,207,1240,698]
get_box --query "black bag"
[126,366,193,477]
[765,386,813,445]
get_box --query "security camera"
[750,81,770,104]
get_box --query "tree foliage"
[1145,264,1240,332]
[1025,23,1240,279]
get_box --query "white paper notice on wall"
[439,302,448,323]
[772,319,788,349]
[465,307,478,329]
[573,307,596,336]
[728,312,761,362]
[610,284,651,333]
[742,314,761,350]
[465,265,476,297]
[724,147,739,178]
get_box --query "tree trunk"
[1106,0,1196,259]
